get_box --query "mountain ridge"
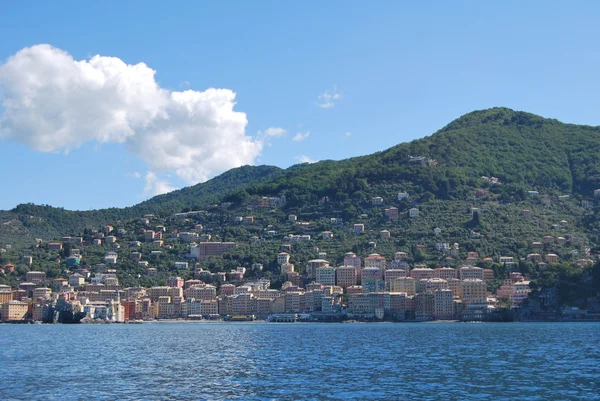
[2,107,600,245]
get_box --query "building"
[410,267,434,280]
[415,293,434,320]
[397,192,409,201]
[461,279,487,307]
[26,271,46,283]
[361,267,384,293]
[306,259,329,279]
[384,269,407,288]
[277,252,291,265]
[364,254,386,270]
[435,243,450,251]
[335,266,357,289]
[322,231,334,239]
[281,263,295,275]
[371,196,384,205]
[315,266,336,286]
[185,285,217,301]
[104,252,118,264]
[191,242,237,260]
[434,267,456,280]
[434,289,455,319]
[424,278,448,294]
[380,230,391,239]
[546,254,559,264]
[0,300,29,321]
[353,224,365,233]
[167,277,185,288]
[32,287,52,300]
[390,277,416,296]
[499,256,515,269]
[459,266,484,280]
[384,207,399,221]
[47,242,63,251]
[408,208,419,218]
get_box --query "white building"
[397,192,410,201]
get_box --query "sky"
[1,1,600,211]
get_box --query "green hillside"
[2,107,600,246]
[0,165,282,246]
[1,107,600,310]
[242,108,600,208]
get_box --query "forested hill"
[0,165,283,245]
[240,108,600,207]
[2,107,600,245]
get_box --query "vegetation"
[1,107,599,309]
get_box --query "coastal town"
[1,189,599,323]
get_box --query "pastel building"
[433,289,455,319]
[410,268,434,280]
[384,207,399,221]
[461,279,487,307]
[390,277,416,296]
[0,300,29,321]
[26,271,46,283]
[459,266,484,280]
[335,266,357,289]
[315,266,336,286]
[306,259,329,279]
[434,267,457,280]
[384,269,407,289]
[364,254,387,270]
[361,267,384,293]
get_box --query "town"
[1,189,599,323]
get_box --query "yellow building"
[1,300,29,321]
[390,277,416,296]
[461,279,487,306]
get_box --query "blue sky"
[1,1,600,210]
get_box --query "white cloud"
[292,131,310,142]
[126,171,142,179]
[0,44,264,187]
[316,86,341,109]
[144,171,177,197]
[258,127,286,138]
[345,132,352,137]
[296,155,316,164]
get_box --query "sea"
[0,322,598,401]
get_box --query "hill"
[2,107,600,245]
[1,107,600,311]
[241,108,600,208]
[0,165,283,246]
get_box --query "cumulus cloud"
[316,86,341,108]
[144,171,177,196]
[0,44,264,188]
[296,155,316,164]
[292,131,310,142]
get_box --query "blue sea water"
[0,322,598,400]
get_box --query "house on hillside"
[371,197,384,205]
[397,192,410,201]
